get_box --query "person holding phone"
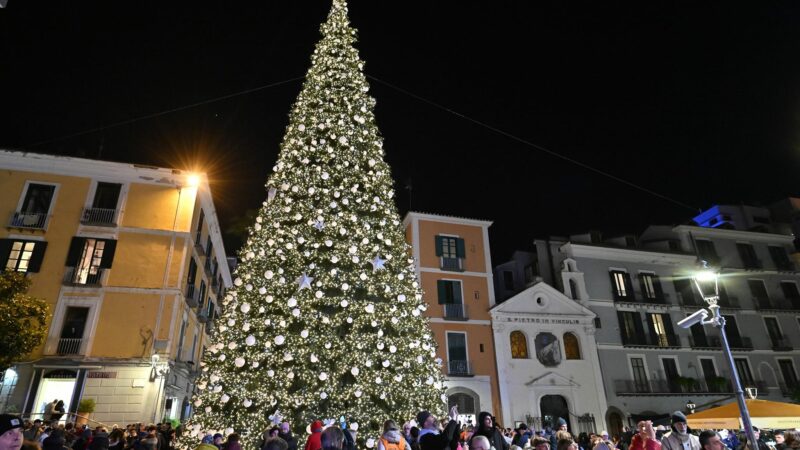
[417,406,460,450]
[628,421,660,450]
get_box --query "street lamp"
[686,400,696,414]
[678,263,758,448]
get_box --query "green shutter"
[0,239,12,267]
[435,236,444,257]
[65,237,86,267]
[99,239,117,268]
[437,280,446,304]
[454,282,463,303]
[456,238,466,258]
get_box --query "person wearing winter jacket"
[417,407,460,450]
[511,425,533,448]
[470,413,508,450]
[42,429,70,450]
[660,412,699,450]
[304,422,324,450]
[278,423,297,450]
[378,421,411,450]
[628,422,660,450]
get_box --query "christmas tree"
[180,1,446,447]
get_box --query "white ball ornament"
[412,309,421,316]
[194,399,202,407]
[377,343,385,350]
[301,329,309,338]
[346,317,353,323]
[283,352,294,361]
[219,354,226,362]
[397,294,406,302]
[213,385,222,393]
[320,392,328,399]
[245,335,256,346]
[355,390,362,398]
[319,372,328,381]
[228,342,237,349]
[240,303,251,313]
[225,428,234,436]
[310,354,319,363]
[342,283,350,291]
[205,406,212,413]
[287,298,297,307]
[325,342,332,349]
[275,335,285,345]
[234,357,246,368]
[234,278,243,286]
[366,439,375,449]
[266,295,274,303]
[382,360,390,368]
[267,370,275,377]
[243,399,252,407]
[359,273,367,281]
[340,300,349,308]
[351,367,360,376]
[389,345,397,353]
[220,394,230,403]
[288,371,295,379]
[259,287,267,295]
[365,304,375,314]
[331,255,339,263]
[265,270,274,279]
[210,374,220,383]
[298,124,305,131]
[227,319,235,327]
[292,308,301,317]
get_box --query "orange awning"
[686,399,800,429]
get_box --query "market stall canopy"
[687,399,800,429]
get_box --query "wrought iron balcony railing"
[443,303,468,320]
[447,360,473,377]
[8,211,48,230]
[56,338,83,355]
[63,267,103,287]
[80,207,117,226]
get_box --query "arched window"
[564,332,581,360]
[510,331,528,359]
[448,392,476,415]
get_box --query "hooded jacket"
[629,434,661,450]
[470,413,508,450]
[303,422,324,450]
[660,426,699,450]
[418,419,459,450]
[378,430,411,450]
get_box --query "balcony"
[622,334,681,348]
[770,336,793,351]
[63,267,103,287]
[727,335,753,351]
[56,338,83,355]
[80,207,117,226]
[440,257,463,272]
[688,335,723,350]
[443,303,468,321]
[614,377,733,396]
[755,297,800,311]
[185,284,200,307]
[447,360,473,377]
[205,320,215,336]
[8,211,48,230]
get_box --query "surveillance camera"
[677,309,708,329]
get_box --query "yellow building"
[403,212,503,426]
[0,150,232,425]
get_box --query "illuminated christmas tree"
[180,1,446,447]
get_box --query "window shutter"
[27,241,48,273]
[632,312,645,338]
[616,311,629,342]
[435,236,444,257]
[609,272,621,298]
[662,313,676,336]
[456,238,466,258]
[0,239,12,266]
[653,275,664,298]
[638,274,648,297]
[437,280,446,304]
[65,237,86,267]
[99,239,117,268]
[645,313,658,345]
[454,282,463,303]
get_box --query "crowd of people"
[1,408,797,450]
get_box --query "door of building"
[540,395,570,430]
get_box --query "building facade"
[0,150,232,425]
[403,212,502,425]
[517,205,800,436]
[491,282,607,434]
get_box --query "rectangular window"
[781,282,800,309]
[673,278,697,306]
[748,279,770,309]
[639,273,662,300]
[187,258,197,286]
[437,280,462,304]
[57,307,89,355]
[734,358,754,386]
[65,237,117,285]
[630,357,649,393]
[503,271,514,290]
[92,182,122,209]
[195,210,205,246]
[736,243,760,269]
[662,358,680,392]
[190,335,198,363]
[2,240,47,273]
[778,359,799,387]
[647,313,676,347]
[177,319,187,361]
[205,236,213,258]
[446,332,469,376]
[435,236,465,271]
[618,311,643,345]
[695,240,719,266]
[700,358,717,380]
[610,270,634,300]
[764,317,784,348]
[769,246,794,271]
[20,183,56,214]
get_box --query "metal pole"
[709,304,759,449]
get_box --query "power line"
[365,74,698,212]
[23,76,305,149]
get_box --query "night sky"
[2,2,800,263]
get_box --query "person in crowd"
[23,421,42,443]
[558,439,579,450]
[512,424,532,448]
[471,436,490,450]
[782,431,800,450]
[195,436,218,450]
[262,437,288,450]
[278,423,297,450]
[774,432,785,450]
[42,402,58,423]
[470,412,507,450]
[212,434,224,450]
[532,437,551,450]
[139,428,158,450]
[593,432,614,450]
[655,428,667,442]
[304,421,324,450]
[320,428,343,450]
[578,433,590,450]
[89,427,110,450]
[698,432,723,450]
[107,429,125,450]
[550,420,569,450]
[417,407,460,450]
[0,415,25,450]
[50,403,65,424]
[222,434,241,450]
[629,421,660,450]
[41,429,69,450]
[73,428,93,450]
[660,412,699,450]
[736,428,768,450]
[378,420,411,450]
[409,428,420,450]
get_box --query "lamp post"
[688,265,758,448]
[150,354,171,423]
[686,400,696,414]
